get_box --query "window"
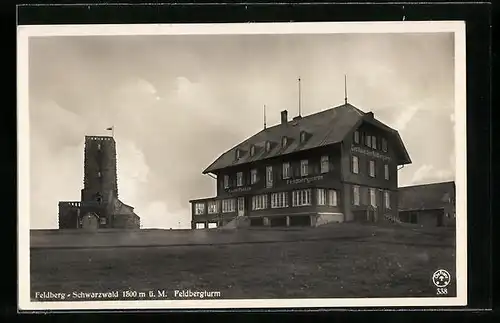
[365,134,372,148]
[292,189,312,206]
[382,138,388,152]
[369,160,376,177]
[271,192,289,208]
[282,136,288,147]
[194,203,205,215]
[384,191,390,209]
[97,171,101,178]
[224,175,229,189]
[328,190,338,206]
[237,172,243,187]
[300,131,306,143]
[354,130,360,144]
[250,145,255,156]
[300,159,309,177]
[371,136,377,150]
[208,222,217,229]
[100,217,106,225]
[320,156,329,173]
[236,149,241,159]
[208,200,219,214]
[250,169,258,184]
[97,143,101,150]
[252,195,268,210]
[222,199,236,213]
[369,188,377,207]
[353,186,360,206]
[195,222,206,229]
[282,162,291,179]
[352,156,359,174]
[266,166,273,188]
[317,189,326,205]
[384,164,389,180]
[266,141,271,152]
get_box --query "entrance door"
[237,197,245,217]
[81,213,99,230]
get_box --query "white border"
[17,21,467,311]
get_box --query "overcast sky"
[28,32,455,229]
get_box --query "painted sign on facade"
[286,175,324,185]
[227,186,252,194]
[351,146,391,161]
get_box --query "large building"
[58,135,140,230]
[189,103,411,229]
[398,181,456,227]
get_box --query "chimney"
[281,110,288,125]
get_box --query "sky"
[28,31,456,229]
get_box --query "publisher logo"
[432,269,451,288]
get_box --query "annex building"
[398,181,456,227]
[190,103,411,229]
[58,135,140,230]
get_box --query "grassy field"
[30,223,456,300]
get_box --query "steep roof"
[203,103,411,174]
[398,181,456,211]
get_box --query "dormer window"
[250,145,256,156]
[265,141,271,152]
[300,131,307,143]
[235,149,241,159]
[281,136,288,147]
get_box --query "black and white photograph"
[17,21,467,310]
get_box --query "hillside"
[30,223,456,300]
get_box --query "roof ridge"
[399,181,455,189]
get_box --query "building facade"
[190,104,411,229]
[58,136,140,230]
[398,181,456,227]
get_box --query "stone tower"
[81,136,118,204]
[58,135,140,230]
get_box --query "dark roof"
[398,181,455,211]
[203,103,411,174]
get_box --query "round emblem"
[432,269,451,288]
